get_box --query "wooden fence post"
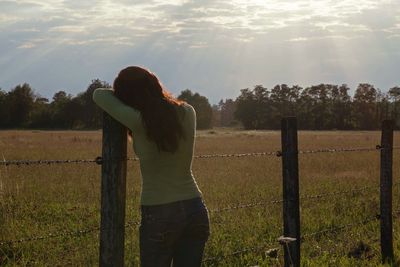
[281,117,301,267]
[99,113,127,267]
[380,119,394,263]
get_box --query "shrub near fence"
[0,116,398,266]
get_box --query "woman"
[93,66,210,267]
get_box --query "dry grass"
[0,129,399,266]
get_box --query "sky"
[0,0,399,103]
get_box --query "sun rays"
[0,0,399,100]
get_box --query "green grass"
[0,129,399,266]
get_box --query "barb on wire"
[0,221,140,246]
[208,182,397,215]
[194,151,280,159]
[0,158,100,166]
[299,147,377,155]
[209,198,283,214]
[299,182,400,203]
[0,226,100,246]
[202,243,279,263]
[303,208,400,241]
[302,214,380,240]
[297,145,400,156]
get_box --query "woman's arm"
[93,88,142,131]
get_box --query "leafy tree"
[50,91,73,128]
[329,84,352,129]
[252,85,271,129]
[352,83,378,130]
[211,104,221,127]
[219,99,237,127]
[389,86,400,128]
[78,79,111,128]
[64,97,85,128]
[29,97,51,128]
[7,83,35,127]
[234,88,258,129]
[178,89,213,129]
[0,89,9,128]
[299,84,331,130]
[270,84,300,129]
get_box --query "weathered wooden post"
[281,117,300,267]
[380,119,394,263]
[99,113,127,267]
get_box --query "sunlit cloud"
[0,0,399,101]
[17,42,36,49]
[49,25,87,33]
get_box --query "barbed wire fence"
[3,145,400,166]
[1,117,399,266]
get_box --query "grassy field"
[0,129,399,266]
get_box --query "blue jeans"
[140,197,210,267]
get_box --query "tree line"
[1,80,399,130]
[0,80,213,130]
[214,83,400,130]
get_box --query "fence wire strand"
[0,221,140,246]
[302,209,400,240]
[2,182,391,246]
[208,182,398,214]
[2,145,399,166]
[202,243,279,263]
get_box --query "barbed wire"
[2,145,398,166]
[0,226,100,246]
[299,182,400,203]
[302,209,400,240]
[0,158,102,166]
[302,215,379,240]
[202,243,279,263]
[209,198,283,214]
[194,151,280,159]
[2,206,399,255]
[0,221,140,246]
[208,182,397,214]
[1,181,397,246]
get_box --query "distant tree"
[330,84,352,130]
[389,86,400,128]
[252,85,271,129]
[29,97,51,128]
[269,84,300,129]
[50,91,73,128]
[211,104,221,127]
[375,89,390,125]
[7,83,35,127]
[219,99,237,127]
[352,83,378,130]
[64,97,85,128]
[78,79,111,128]
[299,84,331,130]
[234,88,258,129]
[177,89,213,129]
[0,89,8,128]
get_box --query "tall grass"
[0,129,399,266]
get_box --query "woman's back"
[93,89,201,205]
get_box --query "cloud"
[0,0,399,101]
[49,25,87,33]
[17,42,36,49]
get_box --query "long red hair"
[113,66,184,152]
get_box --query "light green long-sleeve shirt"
[93,88,201,205]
